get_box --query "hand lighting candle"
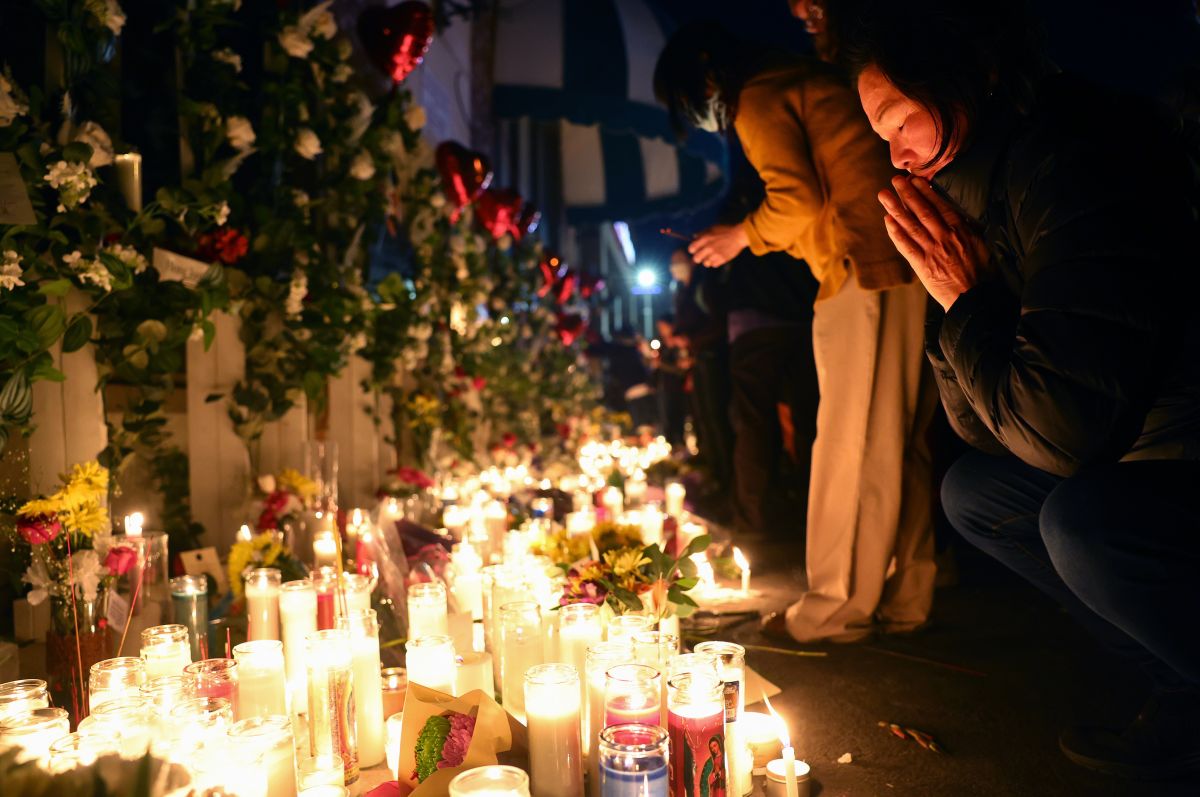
[244,568,282,641]
[524,664,584,797]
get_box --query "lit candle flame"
[236,524,253,542]
[733,546,750,573]
[692,552,716,590]
[124,512,144,537]
[763,693,791,748]
[351,508,364,527]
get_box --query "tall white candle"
[600,486,623,518]
[405,635,456,695]
[407,581,449,640]
[312,531,339,570]
[342,573,372,616]
[279,580,317,714]
[455,652,494,697]
[245,569,281,641]
[665,482,686,517]
[734,547,751,594]
[524,664,584,797]
[228,716,296,797]
[337,609,385,767]
[113,152,143,212]
[641,504,664,547]
[499,601,542,723]
[140,625,192,680]
[232,640,287,719]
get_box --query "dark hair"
[654,21,755,139]
[837,0,1046,168]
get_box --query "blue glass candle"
[598,724,669,797]
[170,575,208,661]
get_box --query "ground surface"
[701,536,1200,797]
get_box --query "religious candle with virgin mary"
[667,672,726,797]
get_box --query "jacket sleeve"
[938,137,1185,476]
[801,74,910,281]
[736,84,827,255]
[924,304,1010,456]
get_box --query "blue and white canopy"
[493,0,726,224]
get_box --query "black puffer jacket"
[927,74,1200,476]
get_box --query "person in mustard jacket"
[655,21,938,642]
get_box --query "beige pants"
[785,277,938,642]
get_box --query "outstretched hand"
[688,223,749,268]
[879,175,989,311]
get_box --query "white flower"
[44,160,97,210]
[21,560,52,606]
[294,128,322,160]
[292,189,310,208]
[286,271,308,317]
[226,115,256,151]
[213,201,231,226]
[348,92,375,144]
[0,250,24,291]
[331,64,353,83]
[213,48,243,73]
[62,250,82,268]
[71,550,103,601]
[104,242,148,274]
[311,10,337,39]
[430,193,446,209]
[0,74,28,126]
[349,151,375,181]
[278,25,313,58]
[72,121,114,167]
[404,105,427,131]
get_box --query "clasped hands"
[879,175,989,311]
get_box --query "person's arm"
[939,135,1190,476]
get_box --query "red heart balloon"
[436,141,493,212]
[556,268,577,305]
[475,187,524,240]
[358,2,435,84]
[556,313,585,346]
[514,202,541,241]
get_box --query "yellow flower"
[61,500,110,537]
[50,482,92,511]
[17,497,63,518]
[604,547,651,578]
[277,468,318,503]
[65,461,109,497]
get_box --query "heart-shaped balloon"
[475,187,524,240]
[358,2,435,84]
[514,202,541,241]
[556,313,585,346]
[436,141,493,212]
[555,268,577,305]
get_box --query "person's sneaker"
[1059,690,1200,779]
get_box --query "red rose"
[454,366,466,379]
[17,515,60,545]
[502,432,517,449]
[257,508,279,531]
[396,467,434,489]
[197,227,249,265]
[105,545,139,576]
[471,377,486,391]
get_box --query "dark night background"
[633,0,1200,270]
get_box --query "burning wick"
[124,512,144,537]
[764,694,800,797]
[733,546,751,594]
[236,524,253,542]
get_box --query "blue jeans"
[941,451,1200,689]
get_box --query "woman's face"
[857,64,960,178]
[709,740,722,760]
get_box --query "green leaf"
[201,320,216,350]
[61,314,92,353]
[38,279,72,297]
[29,360,66,382]
[673,576,699,590]
[26,303,66,348]
[683,534,712,558]
[0,370,32,421]
[61,142,93,164]
[677,556,697,579]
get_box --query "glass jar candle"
[0,679,49,722]
[336,609,385,767]
[245,568,282,641]
[604,665,661,728]
[0,707,69,764]
[449,765,532,797]
[342,573,373,617]
[141,675,196,734]
[558,604,602,704]
[639,504,664,548]
[300,787,349,797]
[597,724,669,797]
[606,615,652,644]
[664,482,685,518]
[404,634,456,695]
[170,697,234,785]
[48,731,116,773]
[666,652,720,681]
[667,673,725,797]
[585,642,635,797]
[229,715,296,797]
[233,640,287,719]
[407,581,450,640]
[90,698,153,758]
[141,624,192,680]
[381,667,408,720]
[185,658,240,716]
[692,641,746,795]
[170,575,209,661]
[498,601,543,722]
[280,579,318,713]
[306,629,358,788]
[524,664,584,797]
[312,529,339,571]
[89,657,146,711]
[313,567,339,630]
[296,753,345,790]
[631,632,679,669]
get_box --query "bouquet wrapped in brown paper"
[395,683,529,796]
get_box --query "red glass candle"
[604,664,662,728]
[184,658,239,717]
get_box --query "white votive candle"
[279,579,317,713]
[140,624,192,680]
[455,651,494,697]
[665,482,686,517]
[385,713,403,780]
[337,609,385,767]
[407,581,449,640]
[313,531,339,570]
[499,601,543,723]
[584,642,634,797]
[525,664,584,797]
[232,640,287,719]
[228,716,296,797]
[405,634,456,695]
[244,568,281,641]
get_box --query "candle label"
[721,681,739,723]
[669,710,726,797]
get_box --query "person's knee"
[1040,474,1119,606]
[940,452,998,541]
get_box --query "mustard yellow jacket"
[735,56,911,299]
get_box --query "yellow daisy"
[62,500,110,537]
[17,497,63,518]
[277,468,318,503]
[65,461,109,497]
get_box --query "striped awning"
[493,0,726,224]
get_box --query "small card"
[106,590,131,634]
[0,152,37,225]
[153,247,212,288]
[744,665,781,706]
[180,546,227,592]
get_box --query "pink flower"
[437,713,476,770]
[396,467,434,489]
[104,545,138,576]
[471,376,486,391]
[17,515,61,545]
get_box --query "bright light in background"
[650,339,661,350]
[636,268,658,288]
[613,221,637,264]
